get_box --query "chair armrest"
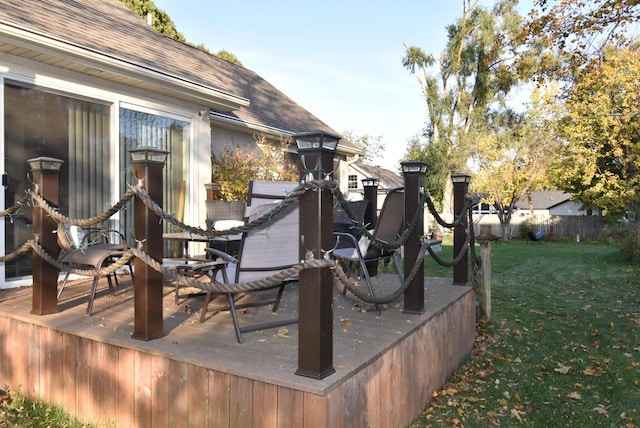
[204,247,238,263]
[83,228,127,245]
[333,231,359,247]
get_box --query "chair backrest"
[333,199,368,225]
[235,180,299,283]
[205,199,245,230]
[368,188,404,257]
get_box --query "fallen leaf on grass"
[567,391,582,400]
[593,404,609,416]
[555,363,571,374]
[445,417,460,426]
[511,408,525,421]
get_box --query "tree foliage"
[471,85,559,238]
[551,44,640,217]
[120,0,244,65]
[341,131,385,165]
[526,0,640,80]
[401,0,528,207]
[211,136,298,201]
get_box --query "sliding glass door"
[119,107,190,257]
[3,81,111,281]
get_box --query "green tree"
[401,0,527,207]
[471,85,559,239]
[551,44,640,217]
[341,131,384,165]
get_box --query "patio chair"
[333,199,369,249]
[186,180,300,343]
[56,224,132,315]
[333,188,406,310]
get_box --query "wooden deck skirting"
[0,283,475,427]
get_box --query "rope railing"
[331,186,426,251]
[0,194,32,218]
[335,238,440,304]
[28,188,137,227]
[2,177,478,308]
[424,192,471,229]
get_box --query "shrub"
[212,135,298,201]
[619,221,640,262]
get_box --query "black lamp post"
[401,160,428,314]
[29,157,64,315]
[452,173,471,286]
[294,130,339,379]
[129,146,169,340]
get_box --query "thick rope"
[29,188,136,227]
[0,240,33,262]
[335,238,439,305]
[425,193,471,229]
[0,194,32,218]
[426,229,472,267]
[132,180,338,238]
[29,239,336,294]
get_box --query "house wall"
[549,200,599,216]
[0,54,211,287]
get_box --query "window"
[119,108,190,255]
[348,175,358,189]
[3,82,111,278]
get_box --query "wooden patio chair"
[185,180,300,343]
[56,224,133,315]
[333,188,406,310]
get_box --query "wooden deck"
[0,273,475,427]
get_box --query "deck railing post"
[294,131,339,379]
[362,177,379,277]
[29,157,63,315]
[452,174,471,285]
[130,147,168,340]
[401,161,428,314]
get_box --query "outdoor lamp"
[294,130,340,181]
[129,147,169,164]
[361,177,379,187]
[294,130,340,152]
[27,157,64,172]
[451,173,471,184]
[401,160,428,174]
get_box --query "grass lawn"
[411,239,640,427]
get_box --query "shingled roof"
[0,0,340,137]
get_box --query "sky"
[153,0,534,171]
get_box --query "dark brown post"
[452,173,471,285]
[29,157,63,315]
[361,177,379,277]
[401,160,427,314]
[294,131,339,379]
[130,147,168,340]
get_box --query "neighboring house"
[0,0,359,286]
[343,162,404,209]
[513,191,601,217]
[473,191,601,238]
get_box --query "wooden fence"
[515,216,606,240]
